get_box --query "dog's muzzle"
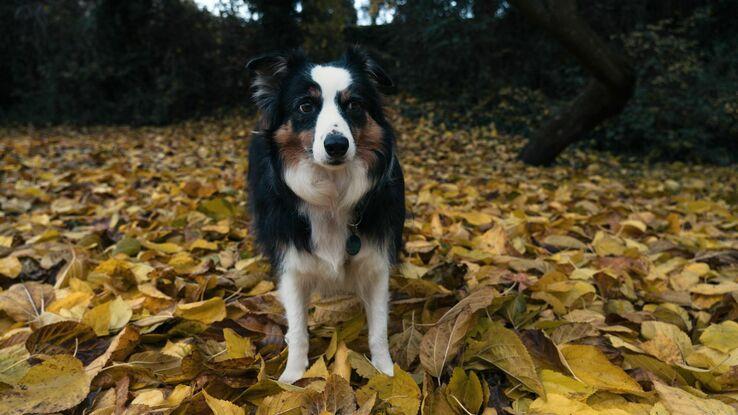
[324,132,349,164]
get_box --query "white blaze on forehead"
[310,65,355,165]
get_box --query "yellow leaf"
[430,213,444,238]
[168,251,196,270]
[592,232,625,256]
[456,211,493,227]
[0,344,31,385]
[142,240,183,254]
[447,367,483,414]
[333,341,352,381]
[462,321,544,396]
[620,219,647,233]
[46,291,93,314]
[528,393,628,415]
[109,296,132,331]
[540,369,595,401]
[112,236,141,257]
[404,239,437,254]
[165,384,193,407]
[560,344,643,395]
[423,384,455,415]
[246,279,274,296]
[472,225,507,255]
[641,321,693,360]
[399,262,428,279]
[653,380,736,415]
[93,258,134,279]
[224,328,255,359]
[0,355,91,415]
[641,334,685,365]
[82,296,132,336]
[0,256,22,278]
[256,390,303,415]
[690,282,738,295]
[0,236,13,248]
[542,234,587,250]
[420,308,473,377]
[357,364,420,415]
[700,321,738,353]
[54,248,87,288]
[174,297,226,324]
[348,350,380,379]
[137,283,172,299]
[198,197,236,220]
[204,390,245,415]
[570,268,598,280]
[27,228,60,244]
[304,356,330,379]
[189,238,218,251]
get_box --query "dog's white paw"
[278,367,305,384]
[372,356,394,376]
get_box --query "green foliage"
[301,0,356,61]
[592,4,738,164]
[0,0,256,125]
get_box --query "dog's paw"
[278,368,305,384]
[372,356,394,377]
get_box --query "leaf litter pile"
[1,112,737,415]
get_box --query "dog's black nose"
[324,133,349,158]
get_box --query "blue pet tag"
[346,233,361,256]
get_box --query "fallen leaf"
[700,321,738,353]
[0,256,22,278]
[0,282,55,322]
[653,379,736,415]
[420,307,473,377]
[0,355,91,415]
[447,367,483,414]
[463,321,544,396]
[224,328,256,359]
[204,390,245,415]
[174,297,227,324]
[357,364,420,415]
[82,296,133,336]
[560,344,643,395]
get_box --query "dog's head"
[247,47,393,169]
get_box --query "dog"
[246,47,405,383]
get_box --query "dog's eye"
[298,102,314,114]
[347,101,362,113]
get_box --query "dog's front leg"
[360,269,394,376]
[277,272,310,384]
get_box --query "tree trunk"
[508,0,635,166]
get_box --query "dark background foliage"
[1,0,736,163]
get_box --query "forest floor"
[1,112,737,415]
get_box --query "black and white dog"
[246,47,405,383]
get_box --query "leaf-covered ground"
[1,111,737,415]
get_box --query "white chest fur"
[277,158,395,384]
[283,160,373,279]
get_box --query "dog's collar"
[345,152,396,257]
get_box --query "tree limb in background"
[508,0,636,166]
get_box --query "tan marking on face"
[308,86,321,98]
[274,121,314,166]
[339,89,351,103]
[354,115,384,167]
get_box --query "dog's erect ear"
[246,50,306,129]
[343,46,394,89]
[246,52,301,78]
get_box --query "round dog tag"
[346,233,361,256]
